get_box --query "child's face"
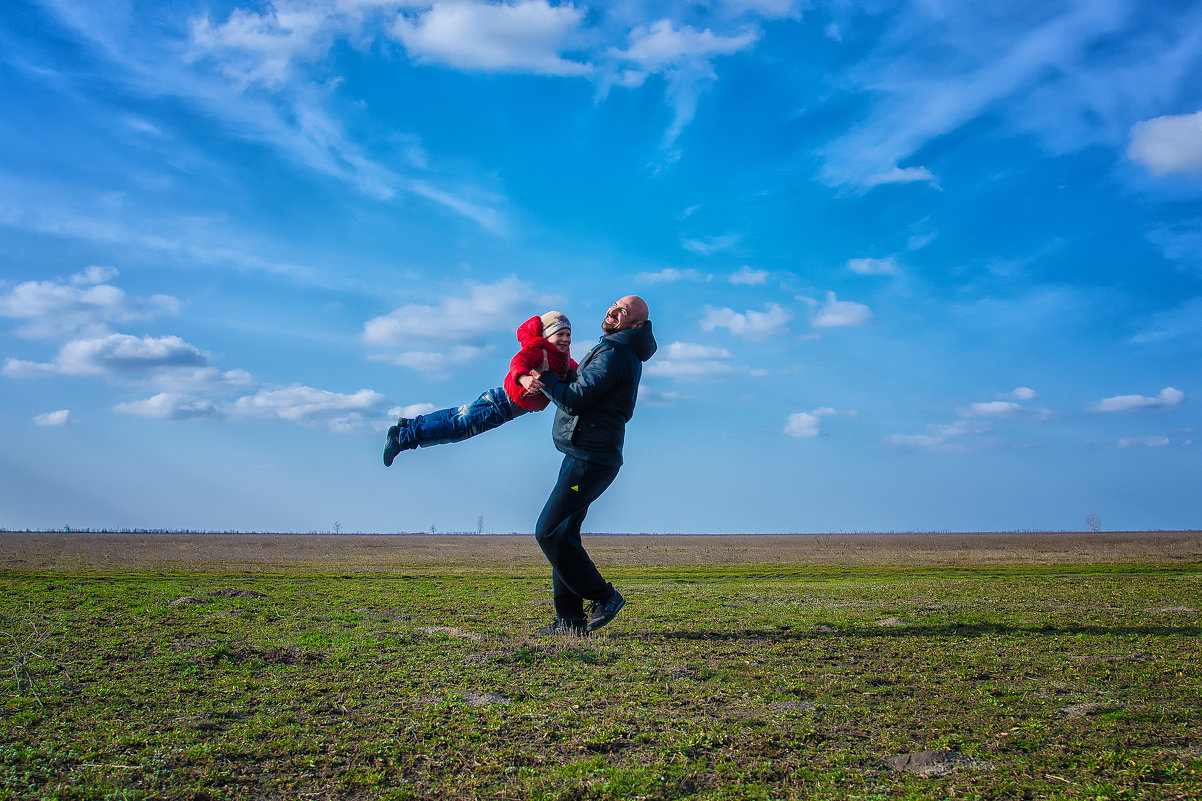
[547,328,571,353]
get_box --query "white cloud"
[115,392,219,420]
[633,386,681,407]
[1087,386,1185,412]
[0,268,179,340]
[116,384,391,432]
[1128,111,1202,176]
[783,411,821,438]
[393,1,590,76]
[34,410,72,427]
[616,19,757,69]
[645,341,737,380]
[390,402,438,419]
[636,268,710,283]
[363,276,555,374]
[188,4,338,90]
[701,303,792,339]
[847,256,899,276]
[610,20,759,147]
[863,166,938,189]
[964,401,1022,418]
[3,334,210,378]
[1011,387,1039,400]
[784,407,846,438]
[729,265,768,285]
[370,346,491,372]
[225,384,390,432]
[811,292,873,328]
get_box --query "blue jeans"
[399,386,525,449]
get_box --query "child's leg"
[405,386,523,448]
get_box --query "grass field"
[1,532,1200,799]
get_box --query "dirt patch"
[418,626,482,641]
[168,596,211,606]
[1060,702,1120,718]
[460,690,510,706]
[207,589,268,599]
[883,749,991,776]
[875,616,907,627]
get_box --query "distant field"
[3,530,1201,573]
[1,532,1199,799]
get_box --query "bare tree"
[477,516,485,535]
[1085,513,1101,532]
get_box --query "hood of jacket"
[516,315,546,346]
[604,320,657,362]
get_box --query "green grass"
[1,561,1200,799]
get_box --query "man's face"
[602,298,646,333]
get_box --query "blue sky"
[2,0,1201,534]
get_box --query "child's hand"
[519,370,544,393]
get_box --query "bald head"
[603,295,650,333]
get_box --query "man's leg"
[535,455,619,621]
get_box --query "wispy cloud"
[1131,297,1202,343]
[729,265,768,285]
[863,166,938,189]
[846,257,899,276]
[636,267,711,283]
[608,19,759,148]
[888,387,1051,452]
[682,233,741,256]
[1116,435,1171,448]
[816,0,1176,190]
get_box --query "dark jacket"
[540,322,657,466]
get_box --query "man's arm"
[539,345,625,415]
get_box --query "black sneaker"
[537,618,588,636]
[586,589,626,632]
[383,425,402,467]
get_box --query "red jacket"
[505,316,577,412]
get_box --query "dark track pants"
[534,454,620,621]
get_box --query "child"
[383,311,576,466]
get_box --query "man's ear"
[632,319,647,329]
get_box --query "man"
[520,296,656,634]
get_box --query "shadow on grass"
[648,622,1202,641]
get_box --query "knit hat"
[540,310,571,337]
